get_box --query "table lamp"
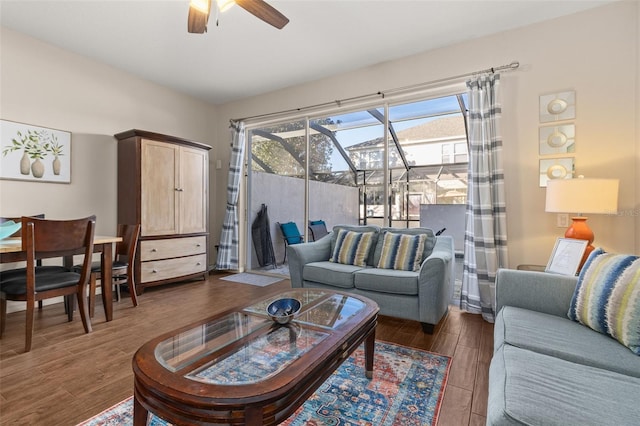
[545,177,619,268]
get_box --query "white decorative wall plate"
[539,157,574,187]
[540,90,575,122]
[539,124,575,155]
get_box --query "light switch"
[557,213,569,228]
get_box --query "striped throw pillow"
[568,248,640,355]
[376,232,427,272]
[329,229,375,267]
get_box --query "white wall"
[1,2,637,274]
[217,1,639,268]
[0,27,217,246]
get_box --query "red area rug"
[79,341,450,426]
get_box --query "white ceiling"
[0,0,612,105]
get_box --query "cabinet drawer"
[140,236,206,261]
[141,253,207,283]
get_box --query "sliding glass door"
[246,93,469,273]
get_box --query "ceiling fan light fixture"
[217,0,236,12]
[190,0,211,14]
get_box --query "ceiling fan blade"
[188,0,211,33]
[235,0,289,29]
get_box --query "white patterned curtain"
[216,121,245,270]
[460,73,509,322]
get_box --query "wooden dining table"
[0,235,122,321]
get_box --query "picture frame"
[0,119,71,183]
[545,238,588,276]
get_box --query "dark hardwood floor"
[0,273,492,425]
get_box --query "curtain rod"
[232,61,519,124]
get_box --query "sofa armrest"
[495,268,578,318]
[286,234,333,288]
[418,235,454,325]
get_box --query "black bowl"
[267,298,301,324]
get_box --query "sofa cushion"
[331,225,380,266]
[354,268,419,295]
[376,232,426,272]
[329,229,375,267]
[373,227,435,267]
[303,261,362,289]
[495,306,640,378]
[568,248,640,355]
[488,344,640,426]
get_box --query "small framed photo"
[545,238,588,276]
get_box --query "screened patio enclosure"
[246,93,469,272]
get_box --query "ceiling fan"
[188,0,289,33]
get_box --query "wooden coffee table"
[132,289,379,425]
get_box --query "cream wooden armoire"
[115,129,211,294]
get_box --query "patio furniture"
[277,221,303,263]
[308,220,328,241]
[251,204,277,268]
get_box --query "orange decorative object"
[565,217,594,271]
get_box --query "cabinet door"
[179,146,208,234]
[141,139,180,236]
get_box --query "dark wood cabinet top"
[114,129,212,151]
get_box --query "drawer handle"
[196,262,202,266]
[151,248,157,252]
[175,187,184,192]
[196,244,201,247]
[152,269,158,273]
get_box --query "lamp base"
[565,217,594,272]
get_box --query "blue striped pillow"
[376,232,427,272]
[568,248,640,355]
[329,229,375,267]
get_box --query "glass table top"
[153,290,367,385]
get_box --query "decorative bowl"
[267,298,301,325]
[0,221,21,240]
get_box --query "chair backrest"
[308,220,328,241]
[279,222,303,244]
[21,216,96,287]
[115,223,140,261]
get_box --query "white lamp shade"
[545,178,619,214]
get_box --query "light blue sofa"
[488,269,640,425]
[287,225,455,333]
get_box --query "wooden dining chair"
[0,216,96,352]
[85,224,140,317]
[0,214,69,310]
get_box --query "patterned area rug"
[220,272,284,287]
[78,341,450,426]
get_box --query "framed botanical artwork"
[0,119,71,183]
[545,238,588,276]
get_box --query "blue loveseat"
[488,267,640,425]
[287,225,455,333]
